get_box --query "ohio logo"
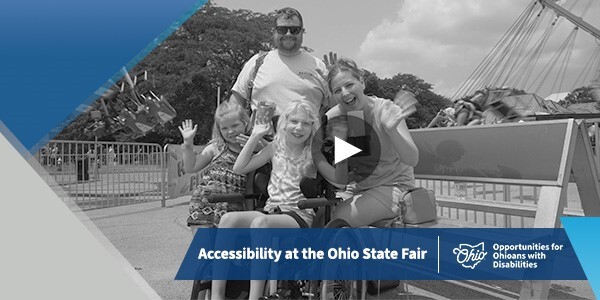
[452,242,487,269]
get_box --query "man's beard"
[276,36,300,53]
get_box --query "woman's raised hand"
[381,91,418,131]
[178,119,197,144]
[323,51,338,69]
[380,104,415,131]
[317,51,339,80]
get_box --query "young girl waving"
[211,100,343,299]
[179,100,251,227]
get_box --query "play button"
[334,136,361,164]
[312,114,381,185]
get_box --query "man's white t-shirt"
[231,50,331,115]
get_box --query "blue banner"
[0,0,204,151]
[175,228,585,280]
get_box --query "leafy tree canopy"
[559,86,596,107]
[56,1,456,143]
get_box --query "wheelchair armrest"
[297,197,342,209]
[187,217,216,228]
[207,193,264,203]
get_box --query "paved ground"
[85,197,194,300]
[84,197,595,300]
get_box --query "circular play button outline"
[312,114,381,185]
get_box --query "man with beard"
[228,7,331,116]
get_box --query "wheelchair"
[186,166,327,300]
[298,196,408,300]
[187,114,402,299]
[187,115,278,300]
[187,165,270,300]
[296,136,409,299]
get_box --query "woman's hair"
[273,100,320,165]
[326,58,363,92]
[210,100,250,150]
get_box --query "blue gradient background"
[562,217,600,297]
[0,0,205,151]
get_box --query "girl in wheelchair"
[179,100,252,228]
[212,100,344,299]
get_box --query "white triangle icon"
[334,136,362,164]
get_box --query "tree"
[362,70,381,97]
[559,86,596,107]
[56,2,276,144]
[369,72,451,128]
[56,2,455,141]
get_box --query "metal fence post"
[162,144,169,207]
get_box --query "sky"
[212,0,600,100]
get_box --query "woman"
[325,58,419,228]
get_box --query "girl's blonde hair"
[211,100,250,150]
[273,100,320,164]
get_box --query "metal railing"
[35,119,598,217]
[591,119,600,174]
[414,180,583,228]
[36,140,165,210]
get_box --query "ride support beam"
[538,0,600,40]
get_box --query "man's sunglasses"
[275,26,303,35]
